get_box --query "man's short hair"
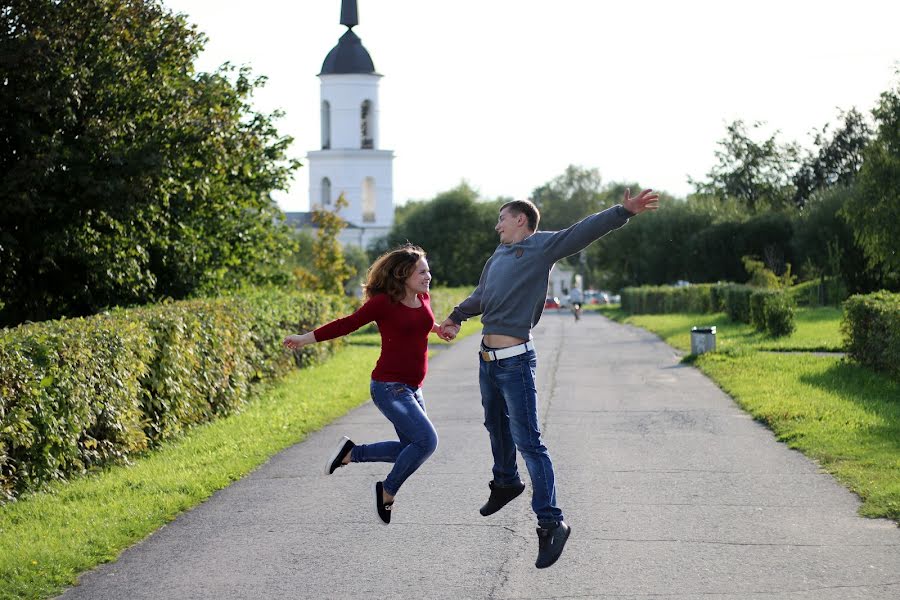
[500,199,540,231]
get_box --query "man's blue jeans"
[479,349,564,526]
[350,380,438,497]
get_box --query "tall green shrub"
[842,291,900,379]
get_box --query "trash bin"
[690,326,716,355]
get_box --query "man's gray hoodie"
[449,204,633,339]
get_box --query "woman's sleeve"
[313,295,384,341]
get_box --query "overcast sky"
[162,0,899,212]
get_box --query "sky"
[162,0,899,213]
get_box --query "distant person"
[439,189,660,568]
[283,244,451,525]
[568,287,584,321]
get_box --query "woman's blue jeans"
[349,380,438,497]
[479,349,564,526]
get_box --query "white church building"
[284,0,393,249]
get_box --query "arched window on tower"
[321,101,331,149]
[321,177,332,207]
[362,177,376,222]
[360,100,373,149]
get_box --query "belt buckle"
[480,349,494,361]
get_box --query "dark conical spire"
[340,0,358,28]
[320,0,377,75]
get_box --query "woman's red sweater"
[314,292,434,388]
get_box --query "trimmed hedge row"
[620,284,718,315]
[842,291,900,380]
[790,277,849,307]
[0,288,353,501]
[621,283,796,337]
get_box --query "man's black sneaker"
[479,480,526,516]
[374,481,393,524]
[324,436,355,475]
[535,521,571,569]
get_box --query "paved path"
[58,312,900,599]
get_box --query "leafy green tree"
[791,185,879,294]
[792,108,872,208]
[375,184,501,286]
[311,194,354,295]
[689,120,798,211]
[586,197,715,290]
[842,76,900,288]
[0,0,299,325]
[531,165,612,230]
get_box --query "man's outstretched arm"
[543,188,661,261]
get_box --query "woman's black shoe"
[325,436,355,475]
[374,481,393,525]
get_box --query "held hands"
[438,318,460,341]
[622,188,661,215]
[283,332,314,350]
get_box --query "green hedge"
[0,288,353,501]
[721,284,753,323]
[621,283,795,337]
[842,291,900,380]
[790,277,849,307]
[620,284,716,314]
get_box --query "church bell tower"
[307,0,394,246]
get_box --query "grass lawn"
[0,320,481,600]
[600,305,845,353]
[597,305,900,523]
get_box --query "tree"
[530,165,610,231]
[689,120,798,211]
[0,0,299,325]
[375,184,501,287]
[842,76,900,287]
[791,186,879,294]
[310,194,355,295]
[792,108,872,208]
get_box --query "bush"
[135,299,256,441]
[0,288,352,500]
[790,277,849,307]
[620,284,716,314]
[721,284,754,323]
[0,314,151,501]
[710,285,727,312]
[842,291,900,379]
[761,291,796,337]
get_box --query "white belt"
[479,341,535,362]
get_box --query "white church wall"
[319,74,381,150]
[307,149,394,227]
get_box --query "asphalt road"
[58,311,900,599]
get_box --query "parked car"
[544,296,561,309]
[585,290,610,304]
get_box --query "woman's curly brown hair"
[364,244,427,302]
